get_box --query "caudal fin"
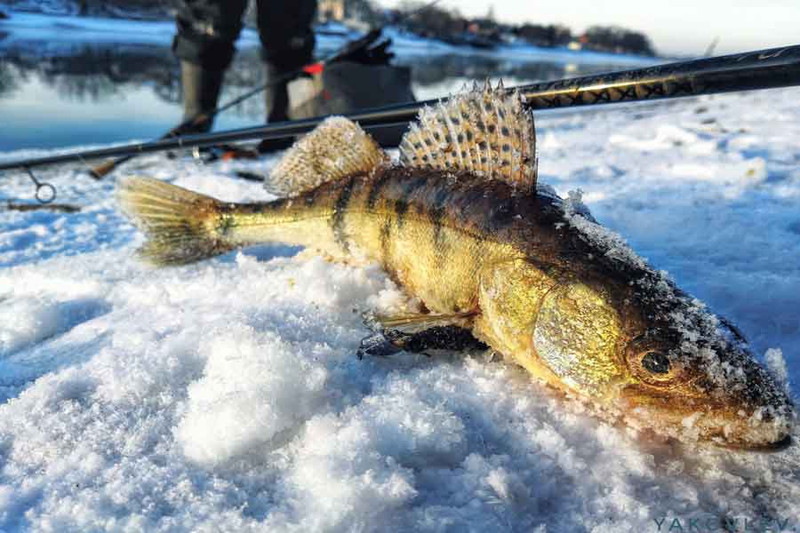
[117,177,236,266]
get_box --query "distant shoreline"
[0,10,663,66]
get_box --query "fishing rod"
[87,0,441,180]
[3,43,800,200]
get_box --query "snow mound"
[178,326,328,465]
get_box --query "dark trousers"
[173,0,317,72]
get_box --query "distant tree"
[485,4,495,22]
[0,62,19,97]
[584,25,655,56]
[345,0,379,25]
[516,23,572,47]
[396,1,466,39]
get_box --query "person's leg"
[172,0,248,131]
[179,62,225,132]
[256,0,317,123]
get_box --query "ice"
[0,12,659,67]
[0,87,799,530]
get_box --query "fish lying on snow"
[119,83,793,450]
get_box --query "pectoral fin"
[371,310,476,333]
[358,311,484,358]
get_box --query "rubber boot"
[258,62,295,153]
[180,61,224,134]
[265,62,292,123]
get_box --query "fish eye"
[641,351,671,374]
[625,336,681,386]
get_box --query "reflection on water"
[0,35,639,152]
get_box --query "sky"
[377,0,800,56]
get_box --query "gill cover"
[533,282,625,395]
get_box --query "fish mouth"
[719,433,793,452]
[619,387,795,450]
[705,408,794,450]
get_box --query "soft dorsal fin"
[268,116,387,197]
[399,81,537,191]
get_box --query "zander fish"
[119,84,793,449]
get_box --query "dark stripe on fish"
[394,177,428,229]
[429,184,450,251]
[430,184,450,269]
[379,218,392,264]
[304,187,318,207]
[367,169,393,210]
[486,196,516,232]
[332,175,356,252]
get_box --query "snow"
[0,87,799,530]
[765,349,791,395]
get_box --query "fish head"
[531,277,794,449]
[615,304,794,450]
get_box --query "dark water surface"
[0,17,648,152]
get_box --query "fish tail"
[118,177,236,266]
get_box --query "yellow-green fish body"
[120,85,793,449]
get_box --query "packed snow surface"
[0,88,799,531]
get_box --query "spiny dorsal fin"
[399,81,537,192]
[268,116,387,197]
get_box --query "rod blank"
[1,44,799,173]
